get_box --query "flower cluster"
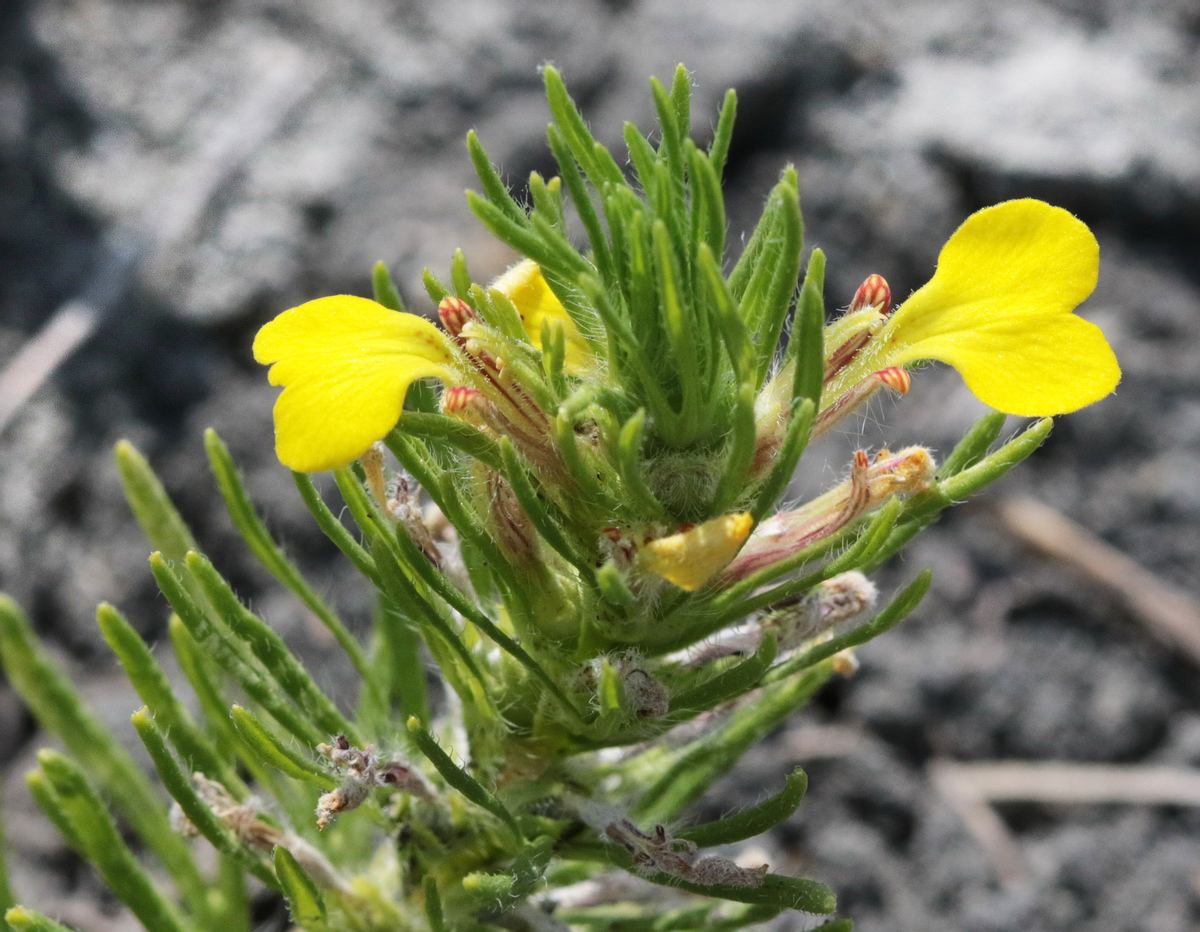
[0,64,1121,932]
[239,66,1117,926]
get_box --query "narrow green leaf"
[150,553,323,746]
[585,842,836,915]
[542,65,626,187]
[370,593,432,727]
[528,171,564,229]
[114,440,198,567]
[688,143,726,265]
[743,173,803,389]
[547,123,614,287]
[710,382,757,513]
[423,876,445,932]
[707,89,738,179]
[939,417,1054,502]
[291,472,379,584]
[468,191,590,281]
[407,717,522,842]
[450,247,473,299]
[34,750,192,932]
[0,809,15,915]
[698,243,753,384]
[274,845,328,927]
[865,417,1054,572]
[0,596,207,916]
[677,767,808,847]
[97,602,238,789]
[205,430,367,676]
[937,410,1008,478]
[229,705,334,790]
[790,248,826,409]
[615,410,667,517]
[185,550,360,744]
[372,260,407,313]
[670,630,778,718]
[366,526,494,721]
[5,907,79,932]
[497,438,592,579]
[466,130,530,228]
[652,218,701,433]
[750,397,816,523]
[133,708,279,890]
[168,616,272,793]
[383,511,583,725]
[422,267,451,306]
[634,664,833,821]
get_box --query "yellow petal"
[639,513,754,592]
[878,199,1119,415]
[254,296,456,472]
[490,259,592,374]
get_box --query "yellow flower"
[489,260,592,374]
[254,261,588,472]
[826,199,1120,416]
[253,296,458,472]
[638,512,754,591]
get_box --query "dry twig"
[995,496,1200,665]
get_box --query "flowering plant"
[0,65,1117,931]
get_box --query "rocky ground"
[2,0,1198,929]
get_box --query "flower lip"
[825,199,1120,417]
[253,295,458,472]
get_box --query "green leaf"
[707,89,738,180]
[542,65,626,188]
[96,602,239,790]
[407,717,522,842]
[547,123,614,288]
[371,260,407,313]
[229,705,334,790]
[634,663,833,822]
[423,876,445,932]
[937,410,1008,478]
[750,397,816,523]
[466,130,530,229]
[133,708,279,890]
[581,842,836,915]
[677,767,808,848]
[204,430,366,676]
[185,550,360,744]
[0,809,15,915]
[791,248,826,410]
[0,596,208,919]
[669,630,778,718]
[33,751,192,932]
[150,553,323,746]
[114,440,198,567]
[274,845,328,928]
[291,472,379,584]
[4,907,79,932]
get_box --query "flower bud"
[848,273,892,315]
[437,295,480,338]
[812,366,913,441]
[729,447,934,580]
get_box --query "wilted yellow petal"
[639,513,754,592]
[254,296,456,472]
[490,259,592,373]
[874,199,1119,415]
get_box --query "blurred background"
[2,0,1198,928]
